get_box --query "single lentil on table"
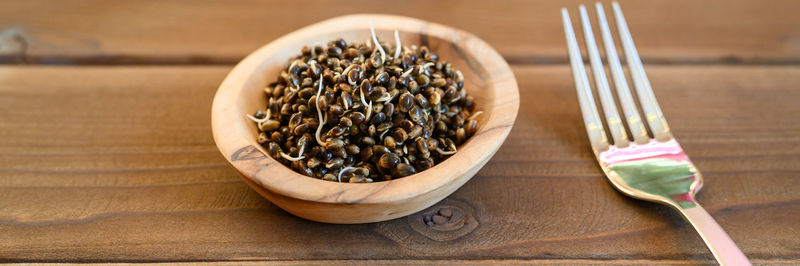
[249,34,480,183]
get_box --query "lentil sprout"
[249,28,479,183]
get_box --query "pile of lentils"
[249,34,480,183]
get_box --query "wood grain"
[1,0,799,64]
[1,65,797,262]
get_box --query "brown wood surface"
[1,0,799,264]
[1,65,798,263]
[0,0,799,65]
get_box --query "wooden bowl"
[211,14,519,224]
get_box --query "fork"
[561,3,751,265]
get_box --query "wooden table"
[1,0,798,264]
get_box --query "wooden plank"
[0,65,798,262]
[1,0,799,64]
[9,260,800,265]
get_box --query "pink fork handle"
[679,205,751,266]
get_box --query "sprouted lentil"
[369,22,386,64]
[251,27,479,183]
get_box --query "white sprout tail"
[369,22,386,64]
[315,79,326,147]
[393,30,402,59]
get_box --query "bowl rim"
[211,14,519,205]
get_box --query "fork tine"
[562,8,609,151]
[611,2,673,141]
[594,3,649,144]
[578,5,629,147]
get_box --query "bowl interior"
[213,14,518,205]
[238,31,493,153]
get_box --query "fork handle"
[679,205,751,266]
